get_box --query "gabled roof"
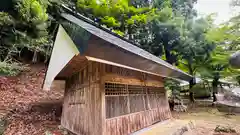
[61,5,174,70]
[42,5,192,90]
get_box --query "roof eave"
[60,12,192,81]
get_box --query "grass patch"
[0,118,7,135]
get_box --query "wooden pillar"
[144,74,151,110]
[142,73,147,111]
[100,63,106,135]
[127,84,131,114]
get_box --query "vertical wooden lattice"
[104,64,171,135]
[105,82,165,119]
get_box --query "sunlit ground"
[173,107,240,135]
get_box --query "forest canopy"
[0,0,239,102]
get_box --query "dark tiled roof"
[60,5,192,81]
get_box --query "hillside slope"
[0,64,64,135]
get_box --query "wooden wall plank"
[61,61,103,135]
[62,62,171,135]
[105,106,170,135]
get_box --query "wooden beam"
[103,73,163,87]
[86,56,163,78]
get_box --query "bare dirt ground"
[172,107,240,135]
[1,64,240,135]
[0,64,64,135]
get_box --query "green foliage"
[0,0,59,75]
[76,0,151,33]
[196,42,240,91]
[15,0,49,38]
[112,30,124,36]
[127,14,147,25]
[191,84,211,99]
[195,8,240,89]
[0,12,19,62]
[140,0,197,67]
[198,11,240,86]
[164,79,181,99]
[0,0,238,82]
[20,35,53,57]
[15,0,48,23]
[177,17,215,75]
[156,7,173,22]
[101,16,121,27]
[0,62,28,76]
[236,75,240,85]
[0,12,14,25]
[72,0,199,74]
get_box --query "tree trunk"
[188,63,195,103]
[32,51,38,63]
[212,80,219,103]
[164,48,174,64]
[44,55,48,63]
[162,39,176,65]
[189,78,195,103]
[212,72,220,103]
[44,46,51,63]
[212,88,217,102]
[169,98,174,111]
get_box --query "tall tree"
[140,0,198,64]
[198,46,232,102]
[199,16,240,101]
[176,17,215,102]
[0,0,59,75]
[75,0,152,37]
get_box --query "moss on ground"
[215,125,237,133]
[0,118,7,135]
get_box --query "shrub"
[0,62,29,76]
[191,84,211,99]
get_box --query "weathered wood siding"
[104,65,171,135]
[105,108,171,135]
[105,90,171,135]
[61,62,171,135]
[61,61,104,135]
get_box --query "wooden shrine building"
[43,6,192,135]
